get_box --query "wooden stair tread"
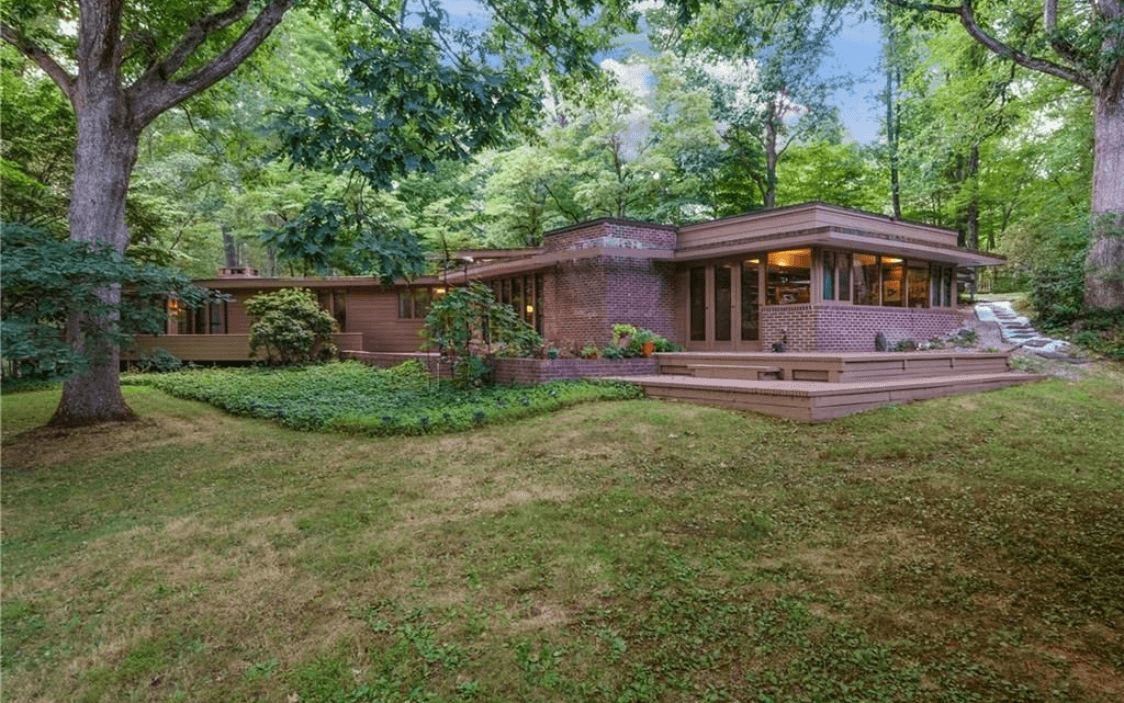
[607,372,1046,399]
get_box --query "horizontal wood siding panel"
[347,290,426,353]
[127,333,363,361]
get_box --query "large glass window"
[908,265,930,308]
[534,273,544,334]
[838,253,852,301]
[689,267,706,341]
[881,257,904,307]
[944,267,954,307]
[208,302,226,334]
[822,251,836,301]
[741,258,760,341]
[398,287,442,319]
[766,249,812,305]
[413,288,432,318]
[854,254,879,306]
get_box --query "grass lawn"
[3,367,1123,702]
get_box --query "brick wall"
[493,357,657,385]
[542,219,677,252]
[603,258,680,341]
[342,351,448,376]
[760,305,819,351]
[343,350,655,385]
[541,220,681,349]
[815,306,963,351]
[544,258,608,346]
[761,305,964,352]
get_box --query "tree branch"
[1,23,77,102]
[134,0,253,89]
[129,0,296,129]
[894,0,1094,89]
[1044,0,1086,67]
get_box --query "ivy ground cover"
[123,360,642,435]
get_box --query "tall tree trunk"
[763,101,778,209]
[964,142,980,251]
[883,6,902,219]
[49,91,140,426]
[222,226,240,268]
[1086,90,1124,311]
[888,67,902,219]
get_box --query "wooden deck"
[612,351,1045,422]
[654,350,1012,382]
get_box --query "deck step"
[655,351,1011,383]
[687,363,782,381]
[607,372,1046,422]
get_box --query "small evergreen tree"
[245,288,338,365]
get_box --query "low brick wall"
[344,351,657,385]
[760,305,966,352]
[342,351,446,375]
[492,357,658,385]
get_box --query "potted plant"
[631,328,657,357]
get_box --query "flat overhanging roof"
[673,226,1005,266]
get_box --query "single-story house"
[133,202,1004,362]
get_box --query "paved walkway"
[974,301,1072,356]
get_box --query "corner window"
[854,254,879,306]
[766,249,812,305]
[823,251,836,301]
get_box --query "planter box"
[492,357,658,385]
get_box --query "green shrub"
[610,323,679,357]
[422,283,541,387]
[245,288,338,365]
[135,347,183,373]
[601,344,624,360]
[1029,251,1086,329]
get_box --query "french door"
[687,258,762,351]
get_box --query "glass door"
[741,258,760,342]
[714,263,733,343]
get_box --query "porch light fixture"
[526,305,534,314]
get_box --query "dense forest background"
[2,2,1093,288]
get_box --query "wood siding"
[347,289,427,353]
[127,333,364,362]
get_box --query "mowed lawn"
[3,369,1123,702]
